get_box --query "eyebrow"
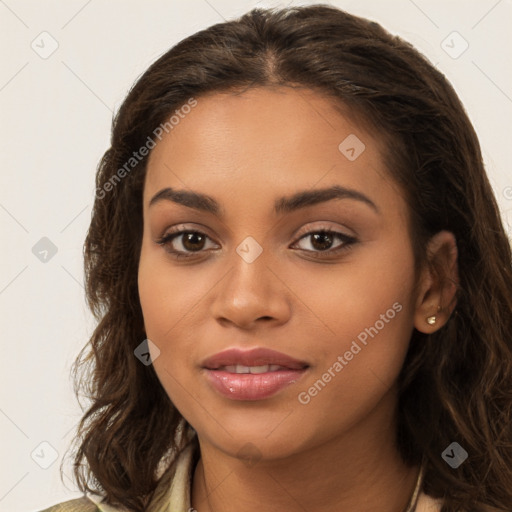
[149,185,379,216]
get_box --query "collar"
[94,442,442,512]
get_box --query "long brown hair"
[66,5,512,511]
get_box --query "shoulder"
[416,492,506,512]
[38,497,100,512]
[38,496,125,512]
[416,492,443,512]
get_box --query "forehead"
[144,87,399,214]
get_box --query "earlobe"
[413,231,459,334]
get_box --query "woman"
[40,4,512,512]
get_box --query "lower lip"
[204,368,308,400]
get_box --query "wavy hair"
[65,5,512,511]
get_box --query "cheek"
[292,242,417,418]
[137,239,210,340]
[295,243,415,388]
[294,307,413,444]
[137,241,216,415]
[293,239,416,345]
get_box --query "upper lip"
[202,347,309,370]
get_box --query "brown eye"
[180,232,207,251]
[293,229,357,254]
[309,232,335,251]
[157,230,218,258]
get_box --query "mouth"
[201,347,310,401]
[214,364,301,374]
[202,347,309,370]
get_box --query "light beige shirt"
[41,443,443,512]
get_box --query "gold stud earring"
[426,306,442,325]
[426,315,437,325]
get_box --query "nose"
[210,246,292,330]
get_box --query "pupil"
[183,232,204,251]
[311,232,332,251]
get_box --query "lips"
[202,347,309,371]
[201,347,309,401]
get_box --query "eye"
[291,228,357,256]
[156,225,357,260]
[156,229,218,259]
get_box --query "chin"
[192,412,315,459]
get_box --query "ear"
[414,231,459,334]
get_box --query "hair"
[65,4,512,512]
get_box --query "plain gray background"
[1,0,511,510]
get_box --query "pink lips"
[201,347,309,401]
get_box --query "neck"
[191,390,421,512]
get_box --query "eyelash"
[156,226,357,260]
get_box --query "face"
[138,87,420,460]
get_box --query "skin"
[138,87,458,512]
